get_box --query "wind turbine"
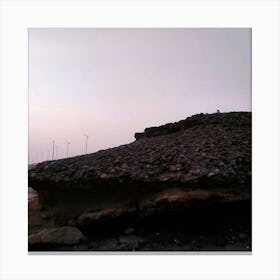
[52,140,55,160]
[84,134,89,154]
[66,141,70,158]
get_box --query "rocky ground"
[28,112,251,252]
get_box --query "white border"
[1,1,279,280]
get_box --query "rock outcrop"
[134,112,250,140]
[28,112,251,251]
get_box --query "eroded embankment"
[29,192,251,251]
[28,112,251,251]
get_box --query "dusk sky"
[29,28,251,163]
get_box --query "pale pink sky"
[29,28,251,163]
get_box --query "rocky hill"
[28,112,251,251]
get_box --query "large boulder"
[28,226,85,247]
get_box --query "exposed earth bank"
[28,112,251,251]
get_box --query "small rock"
[100,173,108,179]
[207,168,220,177]
[189,167,201,176]
[173,239,181,245]
[159,175,169,182]
[28,187,38,202]
[121,163,128,169]
[124,227,135,235]
[169,165,177,172]
[119,235,145,250]
[238,232,248,240]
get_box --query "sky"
[29,28,251,163]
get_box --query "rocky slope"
[28,112,251,251]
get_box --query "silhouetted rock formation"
[134,112,250,140]
[28,112,251,251]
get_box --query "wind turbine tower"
[84,134,89,154]
[66,141,70,158]
[52,140,55,160]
